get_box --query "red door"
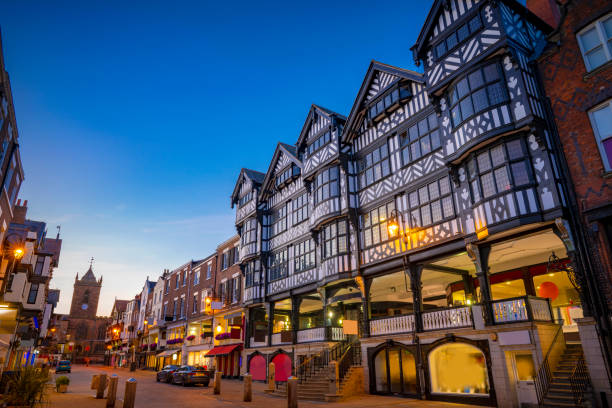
[271,353,291,382]
[250,354,266,381]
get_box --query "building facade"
[230,1,593,406]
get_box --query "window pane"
[481,172,496,197]
[580,27,602,51]
[419,186,429,203]
[603,138,612,169]
[451,106,461,127]
[483,64,500,82]
[592,103,612,138]
[409,125,419,141]
[402,147,411,165]
[419,118,428,135]
[431,130,441,150]
[587,47,607,70]
[442,196,454,218]
[421,135,432,155]
[506,140,524,160]
[603,17,612,39]
[447,32,458,49]
[460,97,474,120]
[511,161,530,186]
[491,145,505,166]
[429,182,440,200]
[488,82,507,105]
[472,88,488,112]
[456,78,469,98]
[409,192,419,208]
[469,69,484,89]
[440,177,451,195]
[374,163,382,180]
[457,24,469,42]
[469,16,482,32]
[471,179,481,201]
[421,206,432,225]
[494,167,511,192]
[436,41,447,57]
[382,159,391,177]
[428,114,438,130]
[380,143,389,158]
[477,152,491,172]
[431,201,442,222]
[411,142,421,160]
[411,210,421,227]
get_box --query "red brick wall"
[537,0,612,305]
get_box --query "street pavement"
[46,364,485,408]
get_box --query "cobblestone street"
[47,365,485,408]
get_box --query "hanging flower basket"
[186,335,196,341]
[215,333,230,340]
[150,343,157,350]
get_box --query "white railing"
[249,336,267,348]
[369,315,414,336]
[297,327,325,343]
[528,297,552,321]
[271,332,292,346]
[330,327,346,341]
[492,297,529,323]
[423,307,472,331]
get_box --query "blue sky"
[0,1,432,315]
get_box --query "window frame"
[367,83,412,121]
[238,191,253,208]
[33,256,45,276]
[241,218,257,246]
[307,130,332,157]
[576,13,612,72]
[358,141,391,189]
[268,248,289,282]
[321,219,348,260]
[449,61,508,129]
[433,13,483,61]
[313,166,340,205]
[360,201,396,249]
[407,176,455,230]
[294,238,316,273]
[271,204,288,236]
[292,192,309,225]
[588,99,612,172]
[400,112,441,166]
[27,283,39,304]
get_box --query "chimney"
[12,199,27,224]
[527,0,561,29]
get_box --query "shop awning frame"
[156,350,176,357]
[204,344,242,356]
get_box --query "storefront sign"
[342,320,358,335]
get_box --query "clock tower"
[69,263,102,320]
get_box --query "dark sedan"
[156,365,180,383]
[171,366,210,386]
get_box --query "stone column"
[243,373,252,402]
[467,243,493,325]
[576,317,612,406]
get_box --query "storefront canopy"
[205,344,242,356]
[156,350,175,357]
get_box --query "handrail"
[336,340,361,385]
[534,323,564,404]
[569,357,590,405]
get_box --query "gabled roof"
[411,0,553,61]
[342,61,424,143]
[81,266,97,282]
[231,167,266,205]
[112,299,129,314]
[296,104,346,148]
[260,142,302,198]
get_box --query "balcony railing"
[422,306,473,331]
[271,331,293,346]
[370,314,415,336]
[249,336,268,348]
[296,327,325,343]
[330,327,346,341]
[491,296,552,324]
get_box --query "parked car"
[171,366,210,386]
[156,365,180,383]
[55,360,71,373]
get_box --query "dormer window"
[275,164,300,188]
[307,131,331,156]
[434,14,482,60]
[368,84,412,122]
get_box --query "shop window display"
[534,271,582,328]
[374,346,417,395]
[429,343,489,395]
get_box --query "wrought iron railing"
[336,340,361,385]
[534,324,564,404]
[570,357,590,405]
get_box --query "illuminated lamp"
[216,324,223,333]
[538,281,559,300]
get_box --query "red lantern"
[85,346,90,352]
[538,281,559,300]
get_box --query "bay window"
[294,239,315,273]
[268,248,288,281]
[400,113,440,165]
[271,204,287,236]
[292,193,309,225]
[450,62,508,128]
[321,219,348,259]
[361,201,395,248]
[241,218,257,246]
[408,176,454,229]
[359,143,390,188]
[314,166,339,204]
[307,131,331,156]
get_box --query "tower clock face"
[81,304,88,310]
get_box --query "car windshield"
[162,365,178,370]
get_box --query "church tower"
[69,263,102,319]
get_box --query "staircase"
[274,364,363,401]
[541,343,590,407]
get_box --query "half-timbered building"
[231,1,590,406]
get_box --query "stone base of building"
[576,317,612,407]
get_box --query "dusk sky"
[0,1,433,315]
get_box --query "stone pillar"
[287,376,298,408]
[576,317,612,406]
[409,264,424,333]
[328,360,338,395]
[106,375,118,408]
[267,362,275,391]
[467,243,493,325]
[243,373,252,402]
[96,374,107,399]
[123,378,137,408]
[214,371,222,394]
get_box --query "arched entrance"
[371,343,417,396]
[425,340,493,405]
[271,352,291,382]
[249,354,266,381]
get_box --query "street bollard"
[267,362,275,391]
[106,375,118,408]
[213,371,222,395]
[243,373,252,402]
[287,376,298,408]
[96,374,107,399]
[123,378,137,408]
[91,374,99,390]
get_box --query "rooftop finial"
[89,257,94,269]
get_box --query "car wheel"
[156,376,160,382]
[182,379,188,387]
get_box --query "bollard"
[106,375,118,408]
[91,374,99,390]
[123,378,137,408]
[96,374,107,399]
[287,376,298,408]
[213,371,222,395]
[267,362,275,391]
[243,373,252,402]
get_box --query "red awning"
[205,344,242,356]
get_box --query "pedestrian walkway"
[46,365,486,408]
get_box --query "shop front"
[205,344,242,377]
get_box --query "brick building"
[534,0,612,402]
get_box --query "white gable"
[365,71,399,102]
